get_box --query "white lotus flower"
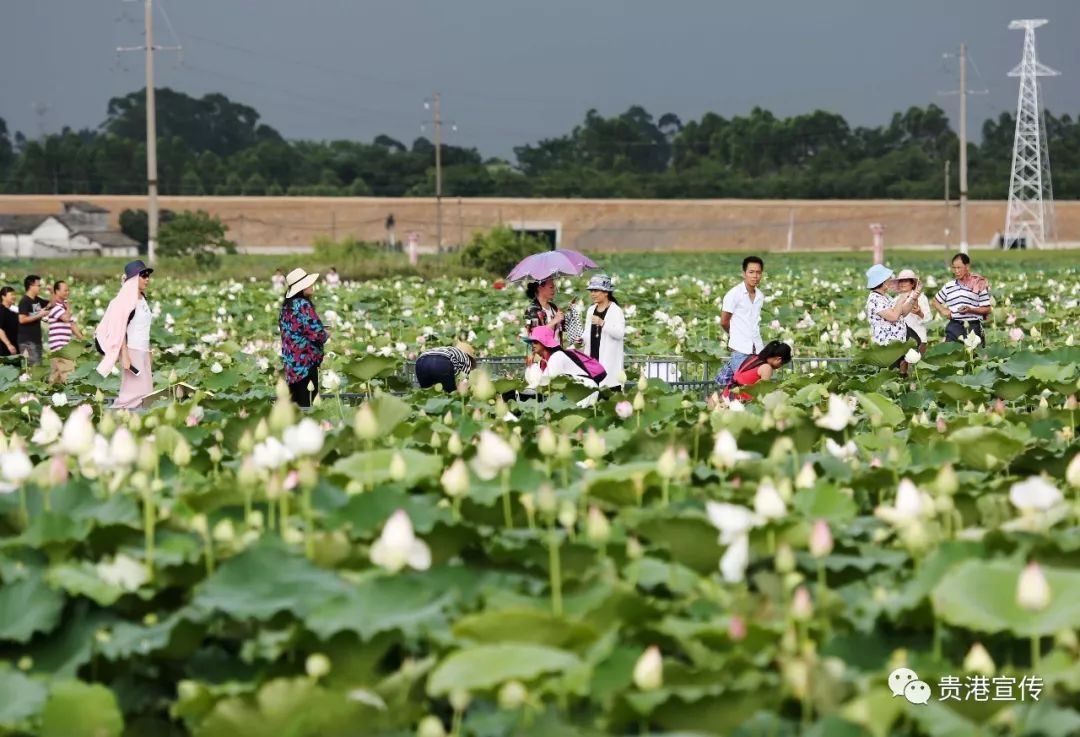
[753,481,787,520]
[60,406,95,456]
[824,437,857,459]
[963,643,996,676]
[322,370,342,392]
[32,406,63,445]
[962,331,982,351]
[0,449,33,493]
[705,502,762,545]
[1065,454,1080,489]
[109,428,138,467]
[524,362,544,390]
[719,534,750,583]
[1016,561,1051,611]
[51,392,68,407]
[1009,476,1063,512]
[470,431,516,481]
[816,394,854,432]
[283,418,325,457]
[632,646,663,691]
[875,478,932,526]
[370,509,431,573]
[252,437,294,470]
[440,458,469,498]
[711,430,752,469]
[904,349,922,365]
[96,553,149,591]
[211,362,223,374]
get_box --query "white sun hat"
[285,268,320,298]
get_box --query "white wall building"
[0,202,139,258]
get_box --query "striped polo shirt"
[934,279,991,323]
[47,302,74,351]
[421,347,473,376]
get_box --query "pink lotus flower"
[239,408,249,419]
[1006,314,1017,325]
[284,470,299,491]
[728,615,747,641]
[1009,328,1024,342]
[615,401,633,419]
[936,416,947,433]
[186,414,199,427]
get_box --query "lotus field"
[1,251,1080,737]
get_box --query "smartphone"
[129,365,140,376]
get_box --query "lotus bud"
[440,458,469,498]
[275,379,291,403]
[443,410,454,425]
[508,432,522,452]
[637,373,648,392]
[389,452,408,481]
[207,445,223,464]
[94,389,105,404]
[754,479,787,520]
[537,426,557,457]
[656,446,678,480]
[1067,395,1079,411]
[447,432,464,456]
[297,458,318,488]
[556,433,572,460]
[962,643,996,676]
[728,615,747,642]
[791,585,813,621]
[774,543,796,574]
[416,716,447,737]
[586,506,611,543]
[583,428,605,460]
[269,399,295,435]
[633,392,646,412]
[935,463,959,496]
[1,448,32,485]
[470,368,495,401]
[238,430,254,455]
[448,688,471,713]
[110,427,138,467]
[494,396,509,418]
[305,653,332,679]
[536,484,557,515]
[519,493,535,516]
[1066,454,1080,489]
[254,419,269,442]
[626,536,644,560]
[809,519,833,558]
[1017,561,1051,611]
[632,646,663,691]
[213,518,236,543]
[497,680,528,711]
[137,438,158,474]
[98,411,116,437]
[353,404,379,442]
[49,454,69,486]
[795,462,817,489]
[558,500,577,531]
[59,408,95,456]
[191,514,209,538]
[164,404,178,422]
[171,437,192,467]
[1054,629,1078,651]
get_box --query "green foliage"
[158,210,238,269]
[457,225,549,276]
[118,208,176,247]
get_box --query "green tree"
[157,210,237,269]
[242,173,267,195]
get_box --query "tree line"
[1,88,1078,200]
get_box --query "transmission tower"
[1004,19,1058,250]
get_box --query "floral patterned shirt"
[279,298,328,384]
[866,291,906,346]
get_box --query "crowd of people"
[1,250,994,410]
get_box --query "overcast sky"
[1,0,1077,159]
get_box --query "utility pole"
[434,92,443,251]
[958,43,968,254]
[118,0,179,266]
[944,160,951,261]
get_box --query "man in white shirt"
[717,256,765,386]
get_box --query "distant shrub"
[457,226,548,277]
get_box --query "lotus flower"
[719,534,750,583]
[904,349,921,365]
[706,502,762,545]
[470,431,516,480]
[753,480,787,520]
[440,458,470,498]
[615,401,633,419]
[96,553,149,591]
[632,646,663,691]
[875,479,931,526]
[370,510,431,573]
[711,430,753,469]
[816,394,854,431]
[809,519,833,558]
[1016,561,1051,611]
[283,418,325,457]
[60,406,95,456]
[1009,477,1063,512]
[252,437,294,470]
[0,449,33,493]
[962,643,996,676]
[32,406,63,446]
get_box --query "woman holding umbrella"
[510,249,597,365]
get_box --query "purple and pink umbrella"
[506,249,600,283]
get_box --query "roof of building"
[76,230,140,248]
[0,214,48,234]
[63,201,109,214]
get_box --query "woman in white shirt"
[580,274,626,388]
[893,268,932,353]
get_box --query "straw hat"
[895,268,918,281]
[285,268,319,298]
[454,341,477,364]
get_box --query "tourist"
[95,261,155,409]
[279,268,328,407]
[932,253,991,345]
[527,325,605,386]
[523,277,564,366]
[46,280,85,384]
[866,264,919,372]
[894,268,931,354]
[721,340,793,401]
[580,273,625,388]
[415,341,477,393]
[271,269,286,290]
[325,267,341,289]
[716,256,765,387]
[0,287,18,359]
[17,274,50,367]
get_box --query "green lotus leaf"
[0,569,65,643]
[40,680,124,737]
[427,644,582,696]
[452,609,601,652]
[347,354,399,382]
[949,426,1025,470]
[0,666,48,728]
[793,484,857,521]
[932,559,1080,636]
[46,561,130,606]
[305,572,454,641]
[332,448,442,486]
[855,392,903,428]
[854,342,909,369]
[191,677,361,737]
